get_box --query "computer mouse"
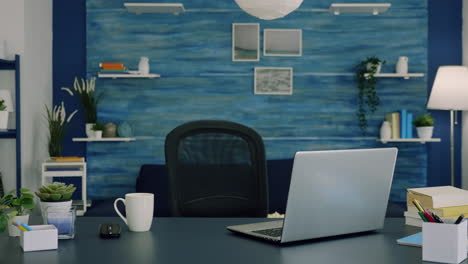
[99,223,121,239]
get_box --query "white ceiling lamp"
[234,0,304,20]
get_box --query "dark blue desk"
[0,218,450,263]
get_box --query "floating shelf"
[0,129,17,138]
[98,73,160,79]
[124,3,185,15]
[378,138,441,144]
[329,3,391,15]
[72,137,136,142]
[0,58,16,70]
[373,73,425,79]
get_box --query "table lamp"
[427,66,468,186]
[0,89,13,130]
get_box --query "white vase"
[396,56,409,74]
[94,130,102,139]
[8,214,29,237]
[86,123,95,138]
[40,200,73,224]
[138,57,150,75]
[380,121,392,140]
[416,126,434,139]
[0,111,8,129]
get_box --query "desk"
[0,218,461,264]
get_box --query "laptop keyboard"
[252,227,283,237]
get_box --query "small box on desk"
[422,220,467,264]
[20,225,58,252]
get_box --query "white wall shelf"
[72,137,136,142]
[329,3,391,15]
[373,73,425,79]
[378,138,441,144]
[124,3,185,15]
[98,73,160,79]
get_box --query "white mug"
[114,193,154,232]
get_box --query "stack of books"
[98,63,128,75]
[385,109,414,139]
[405,186,468,227]
[50,156,84,162]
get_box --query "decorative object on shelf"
[46,102,78,157]
[36,182,76,223]
[427,66,468,186]
[354,57,386,134]
[329,3,391,15]
[234,0,303,20]
[0,188,35,237]
[380,121,391,141]
[103,122,118,138]
[92,122,104,139]
[232,23,260,62]
[138,57,150,75]
[86,123,94,138]
[118,122,133,137]
[396,56,409,74]
[0,40,6,59]
[413,113,434,140]
[44,206,76,239]
[73,77,102,135]
[0,90,13,130]
[254,67,293,95]
[263,29,302,57]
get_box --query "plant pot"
[94,130,102,139]
[40,200,72,223]
[0,111,8,129]
[85,123,95,138]
[8,214,29,237]
[416,126,434,139]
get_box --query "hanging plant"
[354,57,385,135]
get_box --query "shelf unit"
[124,3,185,15]
[374,73,425,79]
[0,55,21,195]
[98,73,160,79]
[378,138,441,144]
[329,3,391,15]
[72,137,136,142]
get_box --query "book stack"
[50,156,84,162]
[98,63,128,75]
[385,109,414,139]
[405,186,468,227]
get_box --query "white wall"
[0,0,52,193]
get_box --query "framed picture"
[254,67,293,95]
[263,29,302,57]
[232,23,260,62]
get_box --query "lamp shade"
[427,66,468,110]
[234,0,303,20]
[0,90,13,112]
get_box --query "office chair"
[165,120,268,217]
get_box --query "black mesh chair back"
[165,120,268,217]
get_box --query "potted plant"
[92,122,105,139]
[46,102,78,157]
[73,77,102,137]
[354,57,386,135]
[36,182,76,215]
[413,113,435,139]
[0,189,35,237]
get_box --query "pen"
[455,214,464,224]
[418,212,428,222]
[20,223,32,231]
[412,200,424,212]
[12,222,27,232]
[423,211,436,222]
[430,211,444,223]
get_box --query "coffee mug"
[114,193,154,232]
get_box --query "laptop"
[227,148,398,244]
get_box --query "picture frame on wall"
[254,67,293,95]
[232,23,260,62]
[264,29,302,57]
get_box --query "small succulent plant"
[35,182,76,202]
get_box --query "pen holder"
[422,220,467,264]
[19,225,58,252]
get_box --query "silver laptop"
[227,148,398,244]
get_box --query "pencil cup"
[20,225,58,252]
[422,220,467,264]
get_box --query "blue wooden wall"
[85,0,428,201]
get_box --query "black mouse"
[99,223,121,239]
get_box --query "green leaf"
[20,188,30,193]
[21,193,34,199]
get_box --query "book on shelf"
[400,109,407,139]
[99,63,125,70]
[50,157,84,162]
[407,113,413,138]
[385,112,400,139]
[46,167,82,171]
